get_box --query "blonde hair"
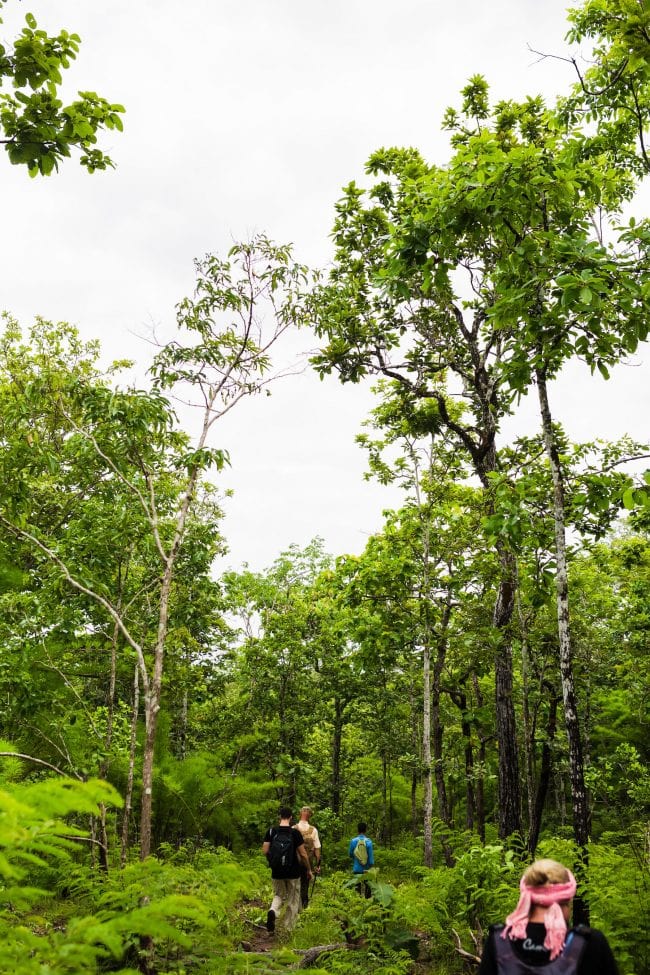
[522,859,570,888]
[300,806,313,816]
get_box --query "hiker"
[477,858,619,974]
[348,821,374,898]
[295,805,322,908]
[262,806,312,934]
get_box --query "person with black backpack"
[477,858,619,974]
[262,806,312,934]
[348,821,374,898]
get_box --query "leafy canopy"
[0,2,124,175]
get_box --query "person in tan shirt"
[294,806,321,908]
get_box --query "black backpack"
[267,829,296,874]
[492,924,590,974]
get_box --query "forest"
[0,0,649,972]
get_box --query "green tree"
[0,237,308,859]
[488,432,644,852]
[311,133,540,838]
[311,72,648,861]
[439,81,647,870]
[0,318,225,864]
[355,382,494,863]
[561,0,650,177]
[571,530,650,829]
[0,2,124,175]
[222,542,330,807]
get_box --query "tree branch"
[0,515,150,697]
[295,943,353,968]
[0,751,74,778]
[451,927,481,965]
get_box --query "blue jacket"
[349,833,374,873]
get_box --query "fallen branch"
[295,943,349,968]
[451,927,481,965]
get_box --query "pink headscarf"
[501,870,577,960]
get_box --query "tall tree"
[0,236,310,858]
[0,318,225,861]
[223,541,331,806]
[311,141,525,838]
[356,383,490,863]
[311,74,648,857]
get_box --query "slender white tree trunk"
[536,365,589,850]
[121,663,140,867]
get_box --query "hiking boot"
[266,909,275,933]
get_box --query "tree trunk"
[422,640,433,867]
[413,453,435,866]
[527,689,559,858]
[140,691,159,859]
[410,674,419,837]
[449,686,477,832]
[555,769,567,826]
[479,445,522,839]
[97,613,121,873]
[431,599,454,866]
[471,671,486,843]
[518,600,536,835]
[466,337,522,840]
[431,653,450,830]
[121,662,140,867]
[387,754,394,848]
[381,752,388,843]
[536,367,589,846]
[536,364,590,922]
[493,547,521,839]
[331,696,343,817]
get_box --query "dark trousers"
[355,874,371,898]
[300,865,310,907]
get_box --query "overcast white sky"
[1,1,648,571]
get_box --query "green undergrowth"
[0,778,259,973]
[1,779,648,973]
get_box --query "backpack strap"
[492,923,591,973]
[566,926,592,950]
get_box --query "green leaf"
[622,488,636,510]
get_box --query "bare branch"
[0,515,150,697]
[0,751,75,778]
[451,927,481,965]
[55,834,109,852]
[630,80,650,172]
[41,648,103,741]
[59,407,170,566]
[526,45,629,97]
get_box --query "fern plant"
[0,777,216,973]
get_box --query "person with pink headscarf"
[477,858,618,974]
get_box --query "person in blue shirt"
[348,822,374,898]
